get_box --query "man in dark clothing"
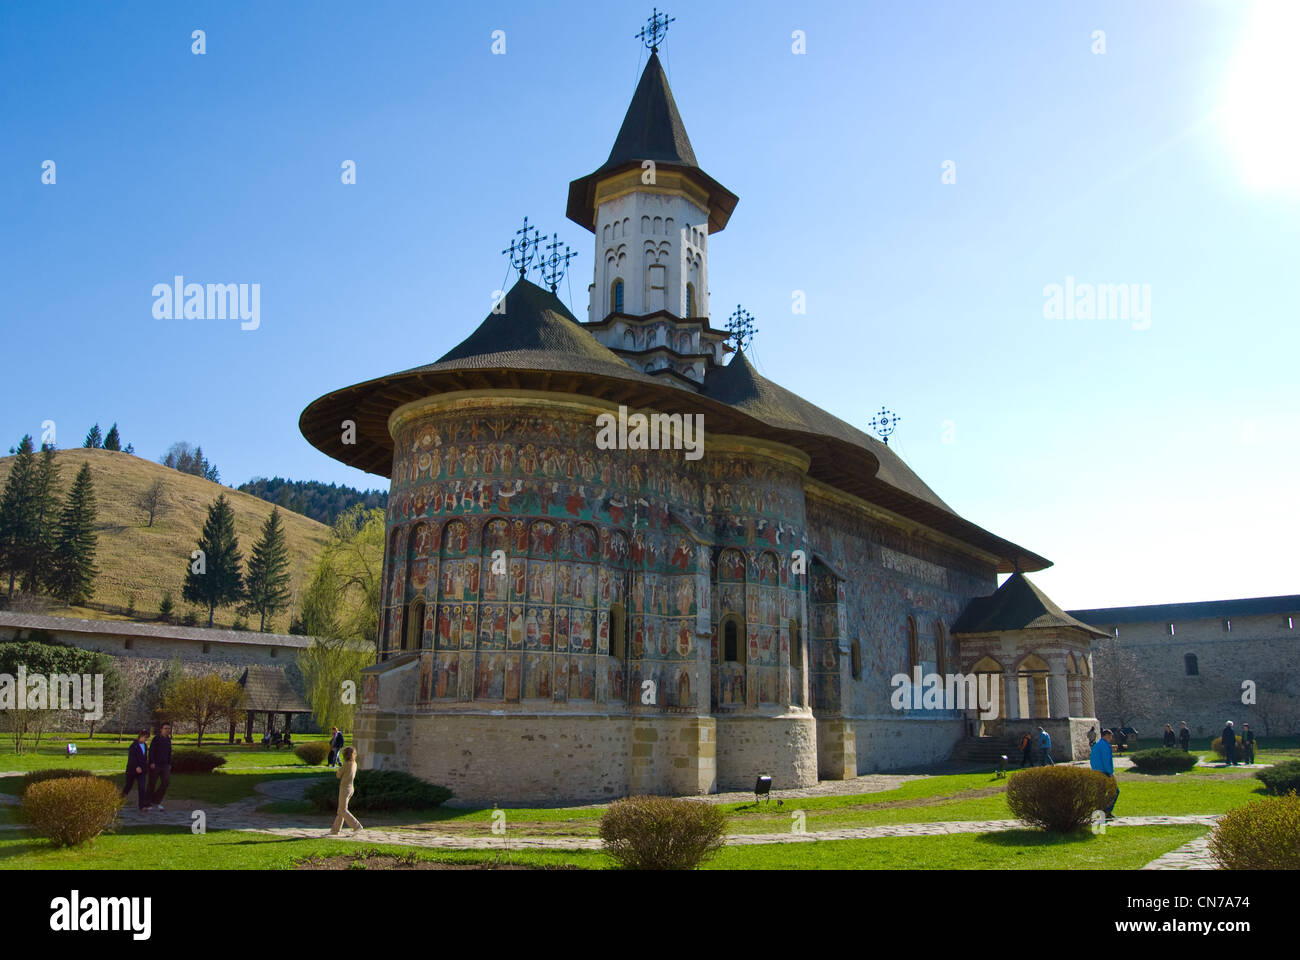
[1178,721,1190,752]
[1018,732,1033,767]
[1241,723,1256,764]
[1221,721,1237,766]
[147,722,173,811]
[329,727,345,768]
[121,730,150,811]
[1162,723,1176,747]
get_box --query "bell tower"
[566,11,739,389]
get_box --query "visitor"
[1241,723,1255,764]
[146,722,173,812]
[1178,721,1190,752]
[1090,728,1117,817]
[1162,723,1176,748]
[1038,727,1054,765]
[329,726,345,768]
[1018,731,1033,767]
[329,746,363,835]
[121,729,150,812]
[1221,720,1236,766]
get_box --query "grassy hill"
[0,448,332,631]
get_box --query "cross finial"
[501,216,542,279]
[726,304,757,351]
[636,7,675,53]
[538,233,578,293]
[869,407,901,446]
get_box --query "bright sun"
[1220,1,1300,196]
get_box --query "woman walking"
[330,746,363,835]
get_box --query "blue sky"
[2,0,1296,609]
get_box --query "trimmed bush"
[294,742,330,766]
[1256,760,1300,796]
[1208,794,1300,870]
[1128,748,1199,774]
[305,769,452,813]
[170,749,227,774]
[21,769,96,794]
[1210,736,1251,759]
[22,776,123,847]
[599,795,728,870]
[1006,766,1117,832]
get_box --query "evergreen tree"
[0,435,39,599]
[243,507,291,631]
[103,423,121,451]
[24,445,62,593]
[182,494,244,626]
[50,463,98,606]
[83,424,103,448]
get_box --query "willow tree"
[297,505,383,734]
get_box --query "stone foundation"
[714,712,818,791]
[851,714,965,772]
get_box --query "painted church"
[300,24,1103,803]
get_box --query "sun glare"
[1220,1,1300,196]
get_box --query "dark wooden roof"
[566,53,738,234]
[953,572,1108,638]
[299,279,1050,574]
[1068,594,1300,626]
[238,666,311,713]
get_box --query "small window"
[202,642,211,654]
[405,597,426,651]
[124,638,134,650]
[906,616,919,671]
[720,615,745,665]
[1167,622,1176,637]
[270,646,278,658]
[611,278,624,313]
[1184,653,1198,676]
[1224,619,1231,632]
[850,639,862,680]
[686,282,697,317]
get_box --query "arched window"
[907,616,919,671]
[405,597,426,651]
[850,639,862,680]
[720,614,745,665]
[611,278,624,313]
[934,621,946,674]
[1184,653,1199,676]
[686,282,696,317]
[610,602,627,661]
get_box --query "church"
[299,17,1102,803]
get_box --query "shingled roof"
[952,572,1108,638]
[566,52,739,234]
[238,665,311,713]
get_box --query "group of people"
[1159,721,1193,751]
[1214,720,1255,765]
[120,722,173,812]
[1017,727,1055,766]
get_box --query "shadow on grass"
[974,829,1096,848]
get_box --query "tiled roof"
[1067,595,1300,626]
[238,665,311,713]
[953,572,1109,638]
[0,611,315,648]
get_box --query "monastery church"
[300,24,1103,803]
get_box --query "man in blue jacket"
[147,722,173,811]
[121,729,150,811]
[1090,728,1117,817]
[1038,727,1054,765]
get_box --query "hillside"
[0,448,331,631]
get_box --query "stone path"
[1141,832,1219,870]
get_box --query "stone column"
[1081,675,1095,716]
[1068,674,1083,716]
[1049,667,1070,719]
[1003,673,1020,721]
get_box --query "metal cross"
[636,8,675,53]
[726,304,757,351]
[538,233,578,293]
[869,407,901,446]
[502,216,542,279]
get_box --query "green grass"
[703,825,1210,870]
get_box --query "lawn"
[0,823,1208,871]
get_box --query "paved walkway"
[1141,832,1218,870]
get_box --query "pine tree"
[0,435,39,599]
[103,423,121,451]
[243,508,292,631]
[24,445,62,593]
[83,424,103,448]
[182,494,244,627]
[50,463,98,606]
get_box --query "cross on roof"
[726,304,757,351]
[869,407,901,446]
[502,216,542,279]
[636,7,675,53]
[537,233,578,293]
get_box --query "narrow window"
[1184,653,1198,676]
[610,603,627,660]
[907,616,919,671]
[851,639,862,680]
[1167,622,1176,637]
[720,615,745,665]
[686,282,697,317]
[789,618,801,665]
[611,278,624,314]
